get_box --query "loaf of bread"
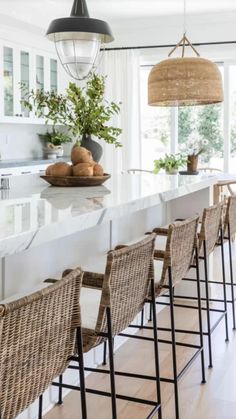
[93,163,104,176]
[71,145,93,165]
[72,162,94,177]
[46,162,72,177]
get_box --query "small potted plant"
[179,133,209,173]
[38,128,72,158]
[154,153,188,174]
[21,73,122,162]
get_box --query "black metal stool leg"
[203,240,213,368]
[150,279,162,419]
[102,340,107,365]
[148,302,153,322]
[76,327,87,419]
[220,228,229,342]
[38,394,43,419]
[168,267,179,419]
[228,225,236,330]
[195,246,206,384]
[107,307,117,419]
[58,374,63,405]
[141,308,144,327]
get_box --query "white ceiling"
[2,0,236,30]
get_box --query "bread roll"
[93,163,104,176]
[48,162,72,177]
[72,163,94,177]
[46,164,53,176]
[71,146,93,165]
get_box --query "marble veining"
[0,173,216,257]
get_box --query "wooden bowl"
[40,173,111,187]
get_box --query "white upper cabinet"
[0,40,60,124]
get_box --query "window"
[178,104,224,170]
[140,66,171,170]
[178,65,224,171]
[230,65,236,172]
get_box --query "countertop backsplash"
[0,124,71,162]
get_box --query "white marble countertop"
[0,173,215,257]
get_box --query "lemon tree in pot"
[154,154,188,174]
[21,74,122,162]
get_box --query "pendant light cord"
[183,0,187,34]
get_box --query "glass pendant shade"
[55,38,101,80]
[46,0,114,80]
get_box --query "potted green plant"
[154,154,188,175]
[21,73,122,162]
[38,128,72,158]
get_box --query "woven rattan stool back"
[95,234,156,337]
[199,203,222,257]
[0,268,83,419]
[160,216,199,289]
[224,196,236,238]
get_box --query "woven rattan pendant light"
[148,2,224,107]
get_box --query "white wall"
[110,11,236,49]
[0,124,72,160]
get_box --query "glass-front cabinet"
[20,51,30,117]
[0,41,58,122]
[36,55,44,91]
[50,58,58,92]
[3,47,14,116]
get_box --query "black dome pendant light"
[46,0,114,80]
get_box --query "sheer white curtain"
[99,50,141,174]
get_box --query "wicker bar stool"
[58,234,162,419]
[0,268,86,419]
[223,196,236,329]
[197,196,236,330]
[140,216,205,419]
[173,203,229,369]
[107,217,204,419]
[102,218,204,419]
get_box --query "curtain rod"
[104,40,236,51]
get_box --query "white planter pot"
[165,169,178,175]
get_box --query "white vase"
[43,144,64,159]
[55,146,64,157]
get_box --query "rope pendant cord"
[168,34,201,58]
[167,0,200,58]
[183,0,187,35]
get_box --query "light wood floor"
[45,244,236,419]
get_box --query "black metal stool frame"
[196,222,236,331]
[169,226,229,369]
[103,244,205,419]
[53,275,162,419]
[39,325,87,419]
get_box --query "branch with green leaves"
[20,73,123,148]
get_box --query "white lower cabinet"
[0,164,46,177]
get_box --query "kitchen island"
[0,172,215,418]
